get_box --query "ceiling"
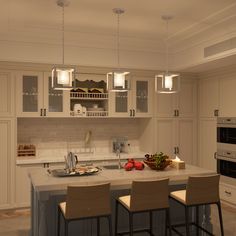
[1,0,236,72]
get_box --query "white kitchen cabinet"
[198,78,219,118]
[155,118,176,157]
[15,162,64,208]
[0,118,15,210]
[155,118,197,164]
[198,118,217,171]
[15,165,34,207]
[220,183,236,206]
[0,71,14,117]
[109,77,153,117]
[16,71,70,117]
[43,72,70,117]
[155,78,197,118]
[219,76,236,117]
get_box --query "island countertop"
[29,164,216,192]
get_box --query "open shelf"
[70,92,108,100]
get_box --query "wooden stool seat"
[115,178,172,236]
[57,183,112,236]
[170,174,224,236]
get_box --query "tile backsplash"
[17,118,142,156]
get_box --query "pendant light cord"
[117,12,120,69]
[165,19,169,74]
[62,5,65,65]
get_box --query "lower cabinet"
[0,118,15,210]
[155,118,197,164]
[15,162,64,208]
[220,183,236,206]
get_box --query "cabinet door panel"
[155,119,176,157]
[155,93,175,117]
[0,119,14,209]
[0,71,14,117]
[15,166,31,207]
[133,78,153,117]
[44,73,70,117]
[219,77,236,117]
[178,79,197,117]
[199,79,219,118]
[177,119,197,164]
[16,72,44,117]
[198,119,217,171]
[109,91,132,117]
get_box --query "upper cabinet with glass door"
[43,72,70,117]
[16,71,70,117]
[109,77,153,117]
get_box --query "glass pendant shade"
[155,15,180,94]
[107,8,130,92]
[52,67,75,90]
[52,0,75,90]
[107,71,130,92]
[155,73,180,94]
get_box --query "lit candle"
[171,155,185,169]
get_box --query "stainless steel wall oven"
[216,117,236,179]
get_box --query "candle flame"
[175,156,181,161]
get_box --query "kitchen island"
[29,164,216,236]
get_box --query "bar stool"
[169,174,224,236]
[115,178,172,236]
[57,183,112,236]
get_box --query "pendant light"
[107,8,130,92]
[155,15,180,94]
[52,0,75,90]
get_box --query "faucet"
[116,145,122,169]
[114,142,122,169]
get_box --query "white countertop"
[16,152,146,165]
[28,164,216,193]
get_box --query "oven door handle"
[214,152,217,159]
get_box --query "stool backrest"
[186,174,220,205]
[130,178,169,211]
[65,183,111,219]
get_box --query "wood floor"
[0,203,235,236]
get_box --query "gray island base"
[29,164,215,236]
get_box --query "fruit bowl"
[144,152,172,170]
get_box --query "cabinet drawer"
[220,184,236,205]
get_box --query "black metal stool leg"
[217,202,224,236]
[57,206,61,236]
[185,206,190,236]
[166,208,172,236]
[115,200,119,236]
[65,220,68,236]
[108,215,113,236]
[196,205,199,236]
[97,217,100,236]
[129,212,133,236]
[150,211,153,235]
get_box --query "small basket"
[144,159,172,170]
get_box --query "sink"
[103,165,121,170]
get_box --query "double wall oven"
[216,117,236,178]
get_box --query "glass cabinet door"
[16,72,43,117]
[133,78,153,117]
[43,72,70,117]
[109,91,132,117]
